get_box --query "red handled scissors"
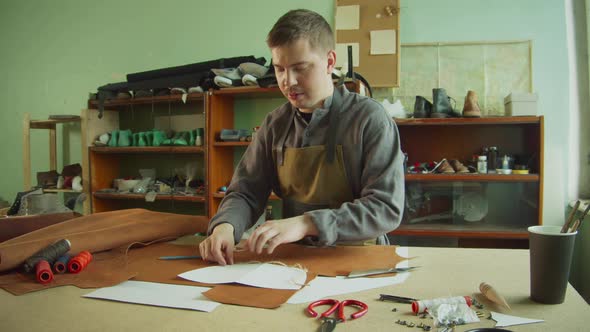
[306,299,368,332]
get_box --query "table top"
[1,247,587,331]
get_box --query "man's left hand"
[246,215,318,254]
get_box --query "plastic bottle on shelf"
[477,155,488,174]
[488,146,498,172]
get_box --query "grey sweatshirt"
[208,85,405,245]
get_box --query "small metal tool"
[158,255,202,260]
[347,266,418,278]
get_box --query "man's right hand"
[199,223,235,265]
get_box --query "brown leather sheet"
[0,212,79,243]
[0,208,208,272]
[0,250,136,295]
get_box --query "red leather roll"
[35,260,53,284]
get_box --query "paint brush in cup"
[561,200,581,233]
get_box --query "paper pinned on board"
[370,29,397,55]
[83,281,220,312]
[336,5,360,30]
[178,263,307,290]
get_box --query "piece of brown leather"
[0,250,136,295]
[0,212,79,243]
[0,208,208,272]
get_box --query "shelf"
[88,93,205,108]
[213,192,281,201]
[405,173,539,182]
[213,141,250,147]
[395,116,541,126]
[29,117,81,129]
[93,191,205,202]
[43,188,79,193]
[212,86,283,98]
[391,223,530,239]
[90,146,204,154]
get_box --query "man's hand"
[246,215,318,254]
[199,223,235,265]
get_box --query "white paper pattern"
[83,281,220,312]
[287,247,411,303]
[178,263,306,290]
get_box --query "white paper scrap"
[336,5,360,30]
[178,263,306,290]
[370,29,397,55]
[491,312,544,327]
[288,247,411,303]
[83,281,220,312]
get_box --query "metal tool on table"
[307,298,368,332]
[378,294,418,304]
[158,255,202,260]
[347,266,418,278]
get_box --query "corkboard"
[335,0,400,87]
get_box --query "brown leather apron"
[274,88,378,245]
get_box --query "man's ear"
[326,49,336,74]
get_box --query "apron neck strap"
[326,87,344,163]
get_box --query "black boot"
[432,88,460,118]
[413,96,432,118]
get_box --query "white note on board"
[370,29,397,55]
[336,5,360,30]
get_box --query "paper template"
[178,263,307,290]
[288,247,410,303]
[491,312,544,327]
[336,43,360,74]
[336,5,360,30]
[83,281,220,312]
[370,30,397,55]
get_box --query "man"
[199,9,404,265]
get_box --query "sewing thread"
[23,239,71,273]
[53,254,71,274]
[35,260,53,284]
[68,251,93,273]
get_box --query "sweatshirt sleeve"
[207,114,275,242]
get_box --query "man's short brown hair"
[267,9,334,52]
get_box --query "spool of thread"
[23,239,71,273]
[53,254,71,274]
[68,251,92,273]
[35,260,53,284]
[411,296,472,313]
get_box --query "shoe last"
[462,90,482,118]
[449,159,470,173]
[433,158,455,173]
[413,96,432,118]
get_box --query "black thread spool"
[23,239,71,273]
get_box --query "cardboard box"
[504,92,538,116]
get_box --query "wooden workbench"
[1,247,587,331]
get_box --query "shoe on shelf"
[432,158,455,173]
[413,96,432,118]
[431,88,460,118]
[449,159,470,173]
[462,90,482,118]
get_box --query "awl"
[347,266,418,278]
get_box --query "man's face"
[271,38,335,113]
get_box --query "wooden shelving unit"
[392,116,544,247]
[22,113,81,190]
[84,93,207,214]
